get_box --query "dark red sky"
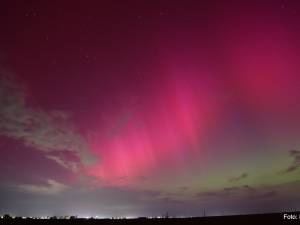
[0,0,300,217]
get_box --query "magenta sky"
[0,0,300,217]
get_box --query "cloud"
[0,136,75,185]
[0,71,97,171]
[197,185,276,200]
[228,172,248,182]
[221,185,256,196]
[281,150,300,173]
[179,186,189,192]
[158,196,183,204]
[45,155,78,172]
[18,179,67,195]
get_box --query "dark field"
[1,212,299,225]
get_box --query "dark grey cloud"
[281,150,300,173]
[158,197,183,205]
[179,186,189,192]
[228,172,248,182]
[197,185,275,200]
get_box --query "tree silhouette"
[3,214,12,219]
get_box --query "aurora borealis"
[0,0,300,217]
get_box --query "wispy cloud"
[281,150,300,173]
[0,71,97,171]
[45,155,78,172]
[228,172,248,182]
[197,185,276,200]
[18,179,67,195]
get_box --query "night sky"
[0,0,300,218]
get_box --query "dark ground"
[1,212,300,224]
